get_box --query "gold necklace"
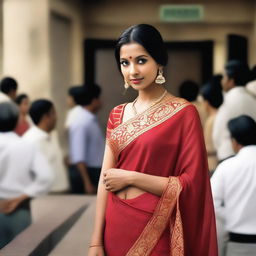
[132,90,168,116]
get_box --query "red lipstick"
[130,78,143,84]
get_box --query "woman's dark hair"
[201,75,223,109]
[228,115,256,146]
[115,24,168,70]
[0,102,19,132]
[225,60,250,86]
[29,99,53,125]
[15,94,28,105]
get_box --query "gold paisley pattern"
[170,198,184,256]
[107,96,190,158]
[126,177,184,256]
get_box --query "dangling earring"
[155,69,166,84]
[124,80,129,89]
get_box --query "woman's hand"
[87,246,105,256]
[103,168,133,192]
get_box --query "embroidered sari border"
[107,98,190,159]
[125,177,184,256]
[112,103,127,127]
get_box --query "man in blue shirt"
[68,85,104,194]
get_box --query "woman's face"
[119,42,160,91]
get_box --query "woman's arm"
[88,144,116,253]
[103,169,169,196]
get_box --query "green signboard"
[160,5,204,23]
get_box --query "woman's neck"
[132,84,168,115]
[136,84,167,104]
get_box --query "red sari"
[104,95,218,256]
[15,115,30,136]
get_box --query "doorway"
[84,39,213,129]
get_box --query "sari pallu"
[105,96,218,256]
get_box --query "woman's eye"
[138,58,147,64]
[120,60,129,66]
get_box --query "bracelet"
[89,244,103,248]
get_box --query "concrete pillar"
[2,0,85,149]
[2,0,51,99]
[214,39,226,74]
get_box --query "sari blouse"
[105,95,218,256]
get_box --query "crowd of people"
[0,77,105,248]
[0,24,256,256]
[179,61,256,256]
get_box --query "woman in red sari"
[15,94,31,136]
[88,24,218,256]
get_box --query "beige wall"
[85,0,254,28]
[49,0,85,147]
[1,0,255,97]
[50,0,84,86]
[83,0,255,72]
[2,0,84,94]
[2,0,51,99]
[1,0,85,147]
[1,0,256,141]
[50,12,72,148]
[82,0,256,130]
[1,0,255,96]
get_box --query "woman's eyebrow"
[120,55,148,60]
[135,55,148,59]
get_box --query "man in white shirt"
[213,60,256,161]
[68,85,104,194]
[211,115,256,256]
[246,80,256,97]
[23,99,69,193]
[0,102,54,248]
[0,92,10,102]
[0,77,18,103]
